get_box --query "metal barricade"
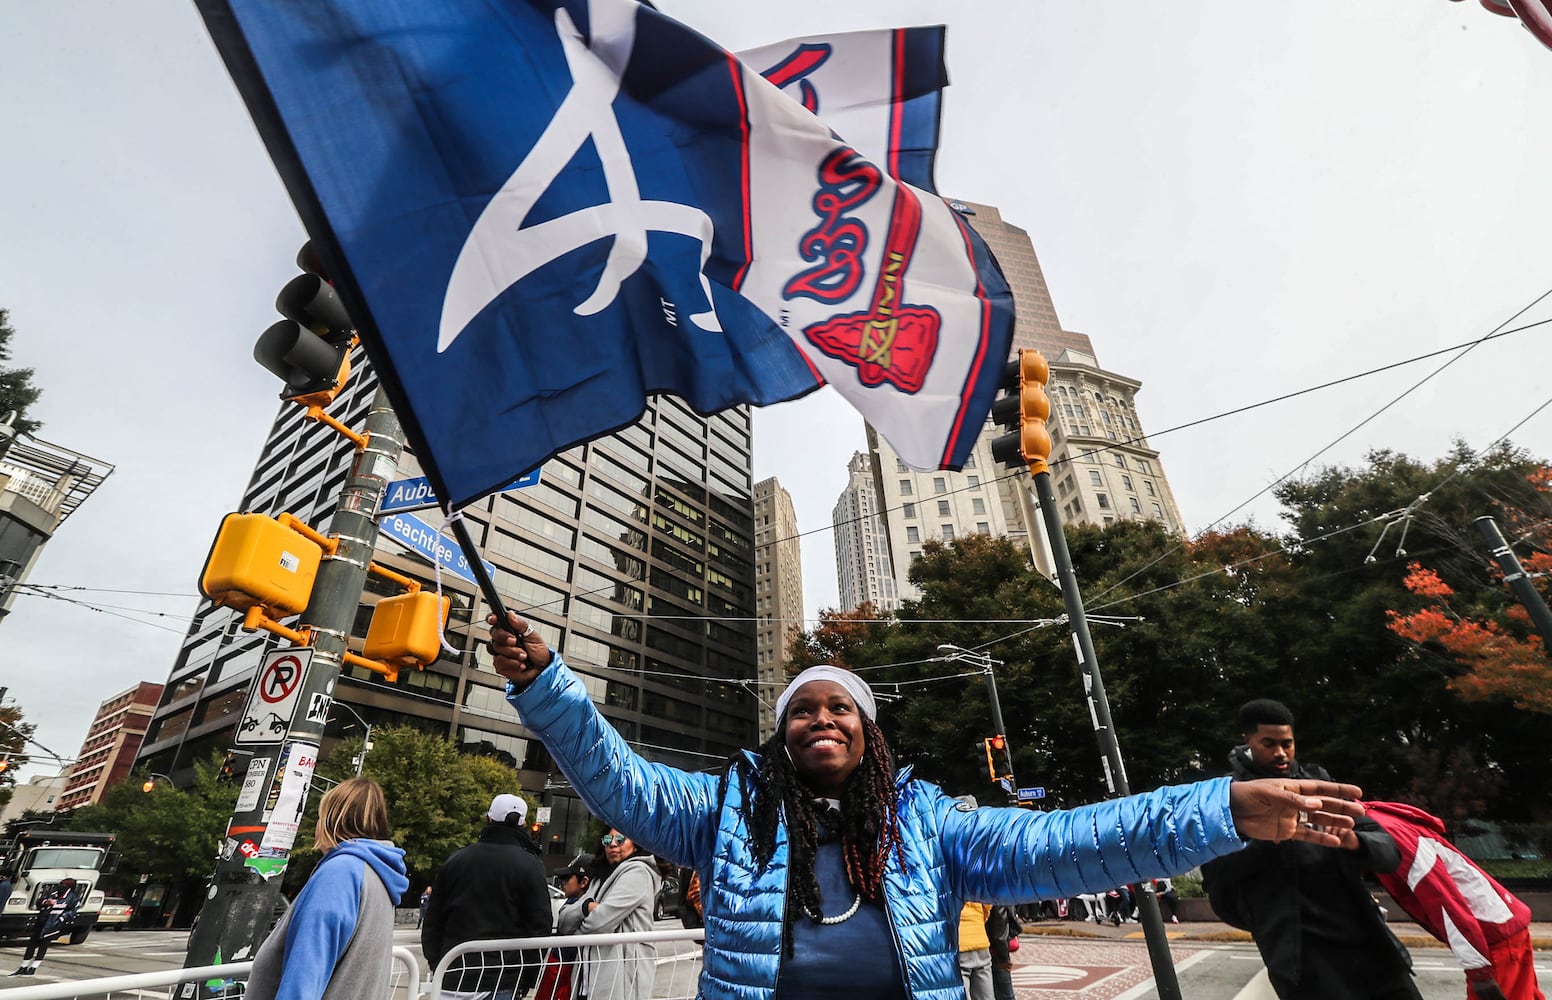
[428,929,705,1000]
[0,945,419,1000]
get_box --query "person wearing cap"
[11,877,80,976]
[423,792,553,1000]
[534,855,593,1000]
[487,612,1369,1000]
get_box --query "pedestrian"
[422,793,553,1000]
[1152,877,1180,924]
[418,885,431,928]
[10,877,80,977]
[957,899,994,1000]
[488,614,1367,1000]
[244,777,408,1000]
[1202,698,1419,999]
[535,855,594,1000]
[1104,885,1134,925]
[577,829,661,1000]
[1366,801,1544,1000]
[985,905,1020,1000]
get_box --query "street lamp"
[328,701,373,777]
[936,644,1016,802]
[141,772,174,793]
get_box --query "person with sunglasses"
[487,613,1369,1000]
[576,829,660,1000]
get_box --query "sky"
[2,2,1551,782]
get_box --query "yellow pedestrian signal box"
[199,513,322,616]
[363,591,450,672]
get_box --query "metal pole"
[1029,470,1182,1000]
[940,644,1017,804]
[1475,515,1552,654]
[184,386,404,978]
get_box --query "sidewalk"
[1022,917,1552,951]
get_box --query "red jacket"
[1366,801,1530,983]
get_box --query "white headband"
[774,666,877,723]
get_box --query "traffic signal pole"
[1028,469,1182,1000]
[184,385,404,978]
[988,348,1180,1000]
[1475,515,1552,654]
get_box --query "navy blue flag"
[197,0,1014,511]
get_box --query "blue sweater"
[509,655,1249,1000]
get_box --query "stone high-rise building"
[754,478,803,743]
[868,200,1187,597]
[832,452,898,616]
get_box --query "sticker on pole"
[235,648,313,745]
[258,741,319,857]
[234,756,274,812]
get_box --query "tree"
[0,700,36,811]
[283,725,532,894]
[0,309,42,435]
[70,754,239,889]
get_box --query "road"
[2,923,1550,997]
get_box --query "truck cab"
[0,831,117,945]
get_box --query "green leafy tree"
[70,754,239,890]
[0,309,42,435]
[284,726,532,894]
[0,700,34,809]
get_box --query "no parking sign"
[234,648,313,745]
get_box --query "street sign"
[379,468,542,515]
[235,648,314,745]
[998,777,1013,793]
[536,806,552,824]
[378,511,497,585]
[1016,786,1046,802]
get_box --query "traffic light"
[988,349,1053,475]
[254,242,357,407]
[363,591,452,677]
[199,512,323,616]
[217,752,237,784]
[0,756,10,773]
[983,735,1012,782]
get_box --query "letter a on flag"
[196,0,1015,511]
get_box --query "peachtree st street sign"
[378,511,497,585]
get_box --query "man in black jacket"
[1203,699,1419,1000]
[423,793,554,999]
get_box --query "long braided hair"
[744,714,904,956]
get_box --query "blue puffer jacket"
[509,655,1247,1000]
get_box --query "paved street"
[2,920,1550,997]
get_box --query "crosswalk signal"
[988,349,1053,475]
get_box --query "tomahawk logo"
[438,0,722,352]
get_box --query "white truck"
[0,830,117,945]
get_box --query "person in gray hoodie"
[245,777,409,1000]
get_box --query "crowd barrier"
[428,928,705,1000]
[0,946,420,1000]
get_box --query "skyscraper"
[753,478,803,743]
[864,200,1187,599]
[832,452,898,616]
[137,354,758,864]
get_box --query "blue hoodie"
[259,839,409,1000]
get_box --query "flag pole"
[449,516,511,622]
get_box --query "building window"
[899,480,913,496]
[941,524,955,541]
[1103,515,1115,524]
[1137,459,1152,473]
[937,500,950,516]
[909,550,922,562]
[967,475,980,489]
[963,453,976,468]
[1121,475,1133,491]
[1144,481,1156,496]
[972,498,986,515]
[976,522,989,534]
[933,477,947,495]
[1114,454,1126,468]
[1152,502,1164,518]
[903,502,916,518]
[896,458,908,472]
[906,526,920,543]
[1089,470,1102,485]
[1096,494,1111,510]
[1129,497,1142,513]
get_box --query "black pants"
[22,920,60,962]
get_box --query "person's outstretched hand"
[487,611,553,689]
[1229,779,1365,846]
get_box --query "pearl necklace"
[807,890,862,925]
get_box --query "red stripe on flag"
[728,53,754,291]
[889,29,906,180]
[941,210,994,467]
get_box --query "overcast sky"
[2,2,1550,781]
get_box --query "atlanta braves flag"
[197,0,1014,511]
